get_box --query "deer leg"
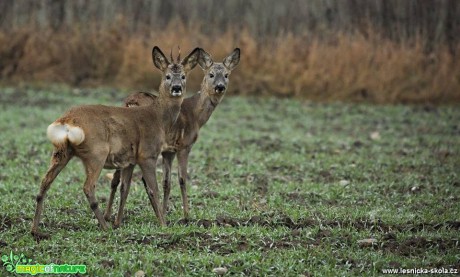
[82,158,108,230]
[141,176,160,218]
[31,147,73,238]
[104,169,121,221]
[141,177,157,216]
[113,165,134,228]
[177,147,191,219]
[161,152,175,215]
[140,158,166,226]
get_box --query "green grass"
[0,85,459,276]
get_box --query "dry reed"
[0,23,458,104]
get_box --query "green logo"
[1,251,32,273]
[2,251,86,275]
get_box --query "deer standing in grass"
[104,48,240,221]
[31,46,200,238]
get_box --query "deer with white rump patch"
[31,46,200,238]
[105,48,240,221]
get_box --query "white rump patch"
[47,122,85,146]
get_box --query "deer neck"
[157,91,183,129]
[193,86,223,127]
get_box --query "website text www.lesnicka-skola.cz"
[382,267,458,275]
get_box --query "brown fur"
[31,47,200,238]
[106,48,240,220]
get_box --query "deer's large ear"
[198,48,213,70]
[181,47,200,73]
[152,46,169,71]
[223,48,240,71]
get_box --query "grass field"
[0,86,459,276]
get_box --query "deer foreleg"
[140,158,166,226]
[161,152,175,215]
[177,147,191,219]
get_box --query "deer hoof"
[31,231,51,241]
[113,222,121,229]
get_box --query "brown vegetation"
[0,0,459,103]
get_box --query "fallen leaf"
[370,131,380,140]
[411,186,421,192]
[134,270,145,277]
[357,238,378,247]
[212,267,228,275]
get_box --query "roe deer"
[31,46,200,238]
[105,48,240,220]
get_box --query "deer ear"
[181,47,200,73]
[223,48,240,71]
[198,48,213,70]
[152,46,169,71]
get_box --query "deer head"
[198,48,240,95]
[152,46,201,98]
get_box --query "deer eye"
[209,73,214,78]
[166,75,171,80]
[181,75,186,80]
[224,74,229,78]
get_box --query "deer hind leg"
[31,146,73,238]
[113,165,134,228]
[82,157,108,230]
[140,158,166,226]
[161,152,175,215]
[177,147,191,219]
[104,169,121,221]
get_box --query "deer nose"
[215,84,226,93]
[171,85,182,92]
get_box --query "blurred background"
[0,0,459,103]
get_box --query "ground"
[0,86,459,276]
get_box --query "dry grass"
[0,23,458,104]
